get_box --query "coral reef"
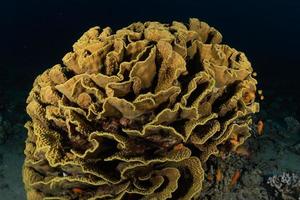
[23,18,259,199]
[267,172,300,200]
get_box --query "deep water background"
[1,0,300,102]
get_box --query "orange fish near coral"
[72,187,84,194]
[216,167,223,183]
[207,172,213,181]
[230,139,239,146]
[229,170,241,189]
[257,120,264,135]
[173,143,184,151]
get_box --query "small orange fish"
[230,139,239,146]
[229,170,241,189]
[207,172,213,181]
[72,187,84,194]
[230,133,238,141]
[216,167,223,183]
[257,120,264,135]
[173,143,184,151]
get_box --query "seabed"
[0,89,299,200]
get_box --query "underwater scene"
[1,0,300,199]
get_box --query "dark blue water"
[1,0,300,95]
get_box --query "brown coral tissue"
[23,18,259,200]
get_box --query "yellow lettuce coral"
[23,18,259,200]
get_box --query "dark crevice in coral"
[210,110,236,141]
[137,178,154,189]
[47,118,64,131]
[92,85,107,98]
[218,109,237,125]
[154,101,171,116]
[186,40,193,49]
[61,95,75,106]
[99,55,108,75]
[170,167,193,200]
[176,46,204,102]
[217,140,234,153]
[123,137,159,157]
[186,82,209,107]
[211,81,241,113]
[121,68,130,81]
[186,143,202,158]
[169,28,177,35]
[65,124,92,153]
[91,160,121,180]
[205,32,214,44]
[155,176,170,192]
[62,66,76,80]
[235,53,241,62]
[123,35,131,47]
[123,193,144,200]
[168,118,189,137]
[48,122,71,150]
[122,54,133,64]
[84,50,92,56]
[139,46,152,61]
[122,46,153,83]
[131,45,150,61]
[88,139,118,159]
[192,120,216,140]
[122,90,136,102]
[69,136,92,154]
[149,49,163,94]
[30,166,46,178]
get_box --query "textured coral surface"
[23,18,259,200]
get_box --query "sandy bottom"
[0,136,26,199]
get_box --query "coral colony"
[23,18,259,199]
[267,172,300,199]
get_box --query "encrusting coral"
[23,18,259,200]
[267,172,300,199]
